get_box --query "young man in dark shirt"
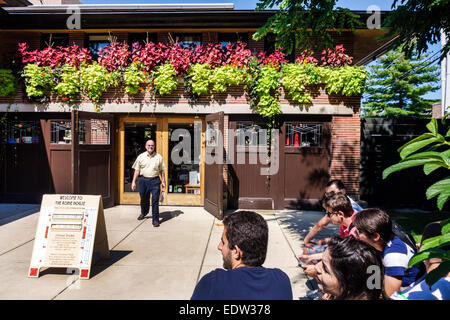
[191,210,293,300]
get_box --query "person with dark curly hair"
[314,236,384,300]
[191,210,293,300]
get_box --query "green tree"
[383,116,450,287]
[254,0,450,60]
[253,0,362,55]
[362,46,440,118]
[382,0,450,61]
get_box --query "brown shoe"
[137,214,146,220]
[152,221,160,227]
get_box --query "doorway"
[117,115,205,206]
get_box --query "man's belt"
[140,176,159,180]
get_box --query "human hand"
[298,254,314,264]
[161,182,166,189]
[304,241,316,248]
[302,264,317,276]
[131,181,136,191]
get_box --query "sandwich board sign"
[28,194,109,280]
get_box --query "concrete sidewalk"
[0,204,338,300]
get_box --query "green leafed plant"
[54,65,81,105]
[322,65,368,97]
[407,218,450,287]
[80,62,121,111]
[252,65,281,119]
[22,64,56,99]
[186,63,212,96]
[0,69,16,97]
[210,65,245,93]
[383,115,450,287]
[152,63,178,96]
[124,62,151,96]
[280,63,321,104]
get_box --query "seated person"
[353,208,422,297]
[298,192,359,274]
[191,210,293,300]
[314,236,384,300]
[390,221,450,300]
[303,179,363,249]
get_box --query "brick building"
[0,0,394,218]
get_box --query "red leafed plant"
[295,49,319,65]
[17,42,92,68]
[58,45,92,68]
[98,41,130,71]
[258,47,289,69]
[166,43,194,75]
[223,41,251,67]
[131,42,170,72]
[320,45,353,67]
[193,43,224,68]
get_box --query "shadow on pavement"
[38,250,133,280]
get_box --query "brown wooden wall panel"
[283,152,330,200]
[78,150,110,198]
[231,152,272,198]
[50,149,71,194]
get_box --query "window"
[87,34,110,60]
[173,33,201,48]
[236,122,266,147]
[49,119,110,145]
[8,121,40,144]
[40,33,68,49]
[219,33,248,49]
[128,33,157,48]
[285,123,322,147]
[51,121,76,144]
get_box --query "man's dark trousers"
[139,176,161,223]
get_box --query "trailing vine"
[0,69,16,97]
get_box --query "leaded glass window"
[8,121,40,144]
[285,123,322,147]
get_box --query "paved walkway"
[0,204,338,300]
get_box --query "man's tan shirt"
[132,152,166,178]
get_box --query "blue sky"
[82,0,442,100]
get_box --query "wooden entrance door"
[117,115,160,205]
[72,111,115,208]
[204,112,224,219]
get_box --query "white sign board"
[28,194,109,280]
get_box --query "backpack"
[391,221,417,252]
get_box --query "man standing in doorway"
[131,139,166,227]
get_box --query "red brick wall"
[330,106,361,196]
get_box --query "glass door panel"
[123,122,157,193]
[167,122,202,195]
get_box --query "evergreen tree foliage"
[362,47,440,118]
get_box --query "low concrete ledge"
[0,102,355,115]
